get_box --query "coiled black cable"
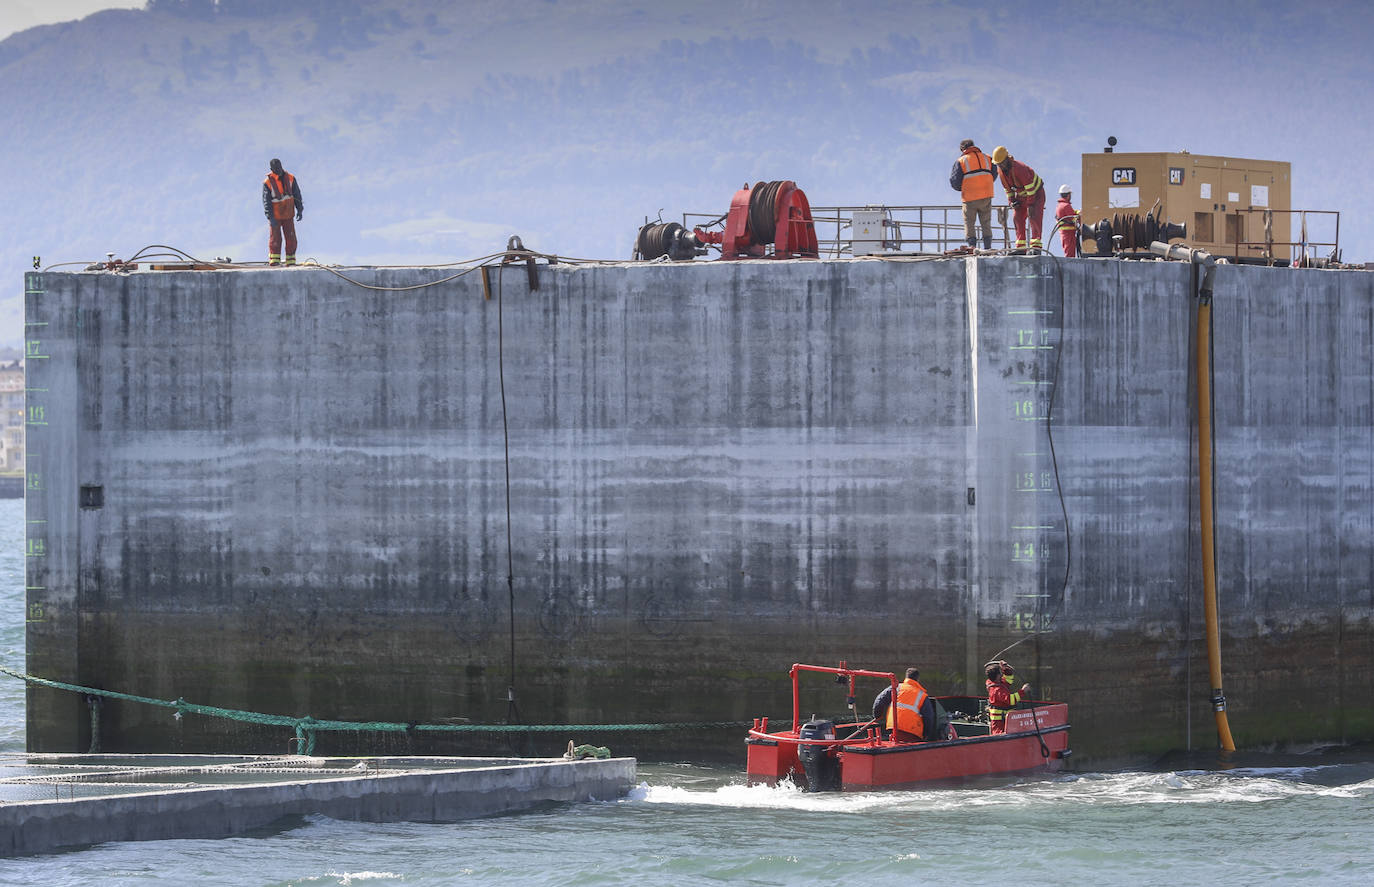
[748,180,786,246]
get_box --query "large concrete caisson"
[22,258,1374,764]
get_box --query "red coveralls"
[998,160,1046,250]
[1055,196,1080,257]
[986,676,1023,735]
[264,171,300,265]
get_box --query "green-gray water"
[2,497,1371,885]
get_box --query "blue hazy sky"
[1,0,1370,346]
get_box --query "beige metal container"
[1080,152,1291,259]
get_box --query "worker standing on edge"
[950,138,996,249]
[1054,184,1080,257]
[992,146,1046,252]
[985,660,1031,735]
[263,158,303,266]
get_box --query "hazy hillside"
[1,0,1369,347]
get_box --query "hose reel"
[1081,211,1187,255]
[634,180,819,261]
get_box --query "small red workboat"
[746,662,1071,791]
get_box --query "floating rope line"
[0,665,745,756]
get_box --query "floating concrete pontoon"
[22,257,1374,763]
[0,753,636,856]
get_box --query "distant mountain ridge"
[1,0,1368,347]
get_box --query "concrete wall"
[23,258,1374,764]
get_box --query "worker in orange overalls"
[884,667,935,742]
[262,158,304,266]
[985,660,1031,735]
[949,138,996,249]
[1054,184,1080,257]
[992,146,1046,252]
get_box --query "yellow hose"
[1196,299,1236,751]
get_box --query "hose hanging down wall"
[1152,241,1236,752]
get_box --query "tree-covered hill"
[1,0,1367,346]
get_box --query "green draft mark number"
[1015,471,1055,492]
[1010,612,1054,632]
[1012,542,1050,562]
[1012,329,1054,349]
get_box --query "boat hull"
[747,701,1070,790]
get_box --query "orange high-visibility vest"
[959,149,995,202]
[886,678,928,739]
[265,172,296,221]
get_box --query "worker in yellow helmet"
[992,146,1046,252]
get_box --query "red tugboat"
[746,662,1071,791]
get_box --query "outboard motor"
[797,716,840,792]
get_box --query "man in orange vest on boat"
[950,138,996,250]
[262,158,304,266]
[985,660,1031,735]
[992,146,1046,252]
[1054,184,1080,257]
[878,667,934,742]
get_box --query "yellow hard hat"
[991,146,1008,164]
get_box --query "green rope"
[0,665,747,753]
[565,744,612,759]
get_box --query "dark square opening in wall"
[1194,212,1214,243]
[79,485,104,509]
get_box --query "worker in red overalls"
[992,146,1046,252]
[1054,184,1080,257]
[262,158,304,266]
[985,660,1031,735]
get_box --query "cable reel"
[635,180,819,261]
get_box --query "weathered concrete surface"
[22,257,1374,765]
[0,754,636,857]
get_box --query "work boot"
[983,237,993,250]
[966,237,976,248]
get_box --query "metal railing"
[682,204,1022,257]
[1226,208,1340,264]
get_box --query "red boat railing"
[745,722,863,747]
[786,661,899,734]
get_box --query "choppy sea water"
[2,496,1373,885]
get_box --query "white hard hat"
[1058,184,1072,195]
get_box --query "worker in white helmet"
[1054,184,1080,257]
